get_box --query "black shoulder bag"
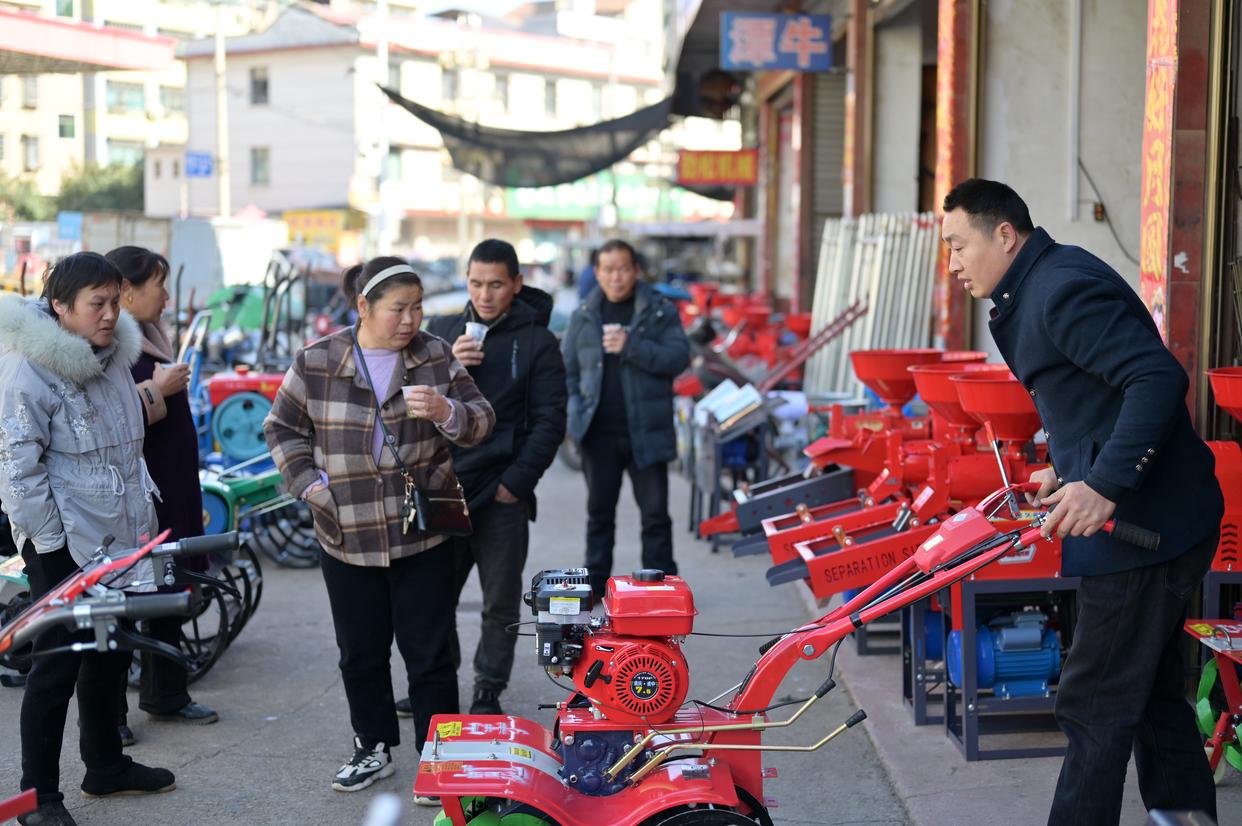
[352,333,472,537]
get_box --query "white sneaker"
[331,736,394,792]
[413,794,441,807]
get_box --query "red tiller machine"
[414,485,1157,825]
[1201,368,1242,620]
[699,348,979,547]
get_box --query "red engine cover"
[206,368,285,408]
[572,633,689,725]
[604,574,697,637]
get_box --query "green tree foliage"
[0,172,54,221]
[55,162,143,213]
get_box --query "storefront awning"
[0,9,175,74]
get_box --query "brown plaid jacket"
[264,329,495,567]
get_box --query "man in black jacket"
[563,239,691,597]
[942,179,1222,825]
[422,239,567,715]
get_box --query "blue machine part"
[556,729,636,796]
[720,437,751,469]
[201,489,232,535]
[211,391,273,463]
[907,607,944,661]
[946,610,1061,699]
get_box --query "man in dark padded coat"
[422,239,566,716]
[941,178,1222,826]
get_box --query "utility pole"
[376,0,391,255]
[214,1,231,218]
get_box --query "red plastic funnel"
[950,372,1041,442]
[850,348,944,408]
[785,312,813,338]
[909,363,1009,430]
[1208,368,1242,424]
[941,350,989,363]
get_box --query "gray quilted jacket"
[0,295,158,577]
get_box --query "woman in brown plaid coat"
[264,256,494,797]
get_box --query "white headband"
[361,264,417,297]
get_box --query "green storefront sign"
[505,174,708,221]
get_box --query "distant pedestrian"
[576,248,600,300]
[942,178,1222,826]
[563,239,690,597]
[264,256,494,799]
[108,245,220,744]
[0,253,175,826]
[425,238,567,716]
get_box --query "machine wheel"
[1195,657,1242,778]
[181,584,232,684]
[643,806,760,826]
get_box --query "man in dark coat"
[563,239,691,597]
[941,178,1223,825]
[424,239,566,715]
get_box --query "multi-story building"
[0,0,255,196]
[144,0,739,265]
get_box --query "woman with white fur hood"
[0,252,175,826]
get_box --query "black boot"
[469,686,503,715]
[81,761,175,798]
[17,801,77,826]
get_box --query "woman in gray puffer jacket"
[0,253,174,826]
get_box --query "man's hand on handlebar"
[1040,481,1117,539]
[1025,467,1060,506]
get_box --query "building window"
[152,159,161,179]
[0,135,5,162]
[160,86,184,114]
[172,159,180,178]
[591,83,604,121]
[58,115,75,139]
[22,77,36,109]
[250,146,270,185]
[21,135,38,172]
[387,58,401,91]
[385,147,402,182]
[105,81,144,115]
[493,73,508,113]
[249,67,269,105]
[544,78,556,117]
[441,68,457,104]
[107,140,144,166]
[55,0,75,16]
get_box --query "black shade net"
[380,85,674,188]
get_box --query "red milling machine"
[762,350,1065,614]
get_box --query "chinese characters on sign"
[720,14,832,72]
[677,150,759,187]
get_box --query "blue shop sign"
[720,13,832,72]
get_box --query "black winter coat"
[563,283,690,469]
[988,227,1223,577]
[132,351,205,543]
[426,287,567,517]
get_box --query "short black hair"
[943,178,1035,235]
[598,239,638,268]
[341,256,422,308]
[43,251,123,312]
[467,239,519,280]
[104,245,169,287]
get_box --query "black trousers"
[1048,532,1219,826]
[581,432,677,597]
[118,611,193,723]
[320,544,459,753]
[20,544,131,806]
[452,500,529,693]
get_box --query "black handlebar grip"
[174,532,241,557]
[1109,521,1161,552]
[122,593,192,621]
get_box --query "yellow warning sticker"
[549,596,581,615]
[1191,623,1216,636]
[509,746,533,760]
[436,721,462,738]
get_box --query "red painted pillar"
[842,0,871,217]
[931,0,976,350]
[1139,0,1213,415]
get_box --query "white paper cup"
[465,321,489,342]
[403,384,428,418]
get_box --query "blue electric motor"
[946,610,1061,699]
